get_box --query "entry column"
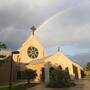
[44,62,51,83]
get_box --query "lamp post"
[9,51,20,90]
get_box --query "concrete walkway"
[27,79,90,90]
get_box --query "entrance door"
[40,68,45,81]
[73,65,79,79]
[81,70,85,78]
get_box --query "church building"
[13,26,84,83]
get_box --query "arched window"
[72,65,79,79]
[40,68,45,81]
[65,67,69,73]
[59,65,62,70]
[17,55,20,64]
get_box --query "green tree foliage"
[23,69,37,84]
[86,62,90,71]
[0,42,6,50]
[51,68,70,83]
[85,62,90,79]
[0,42,7,64]
[47,67,75,88]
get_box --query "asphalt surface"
[27,79,90,90]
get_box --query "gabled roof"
[44,51,83,69]
[18,34,47,56]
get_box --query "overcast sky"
[0,0,90,67]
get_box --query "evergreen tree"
[0,42,6,50]
[86,62,90,71]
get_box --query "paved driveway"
[27,79,90,90]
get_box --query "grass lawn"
[0,82,38,90]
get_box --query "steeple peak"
[31,26,37,35]
[57,47,60,52]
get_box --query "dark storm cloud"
[37,1,90,49]
[0,0,90,67]
[0,0,90,57]
[0,0,85,50]
[68,53,90,67]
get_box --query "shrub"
[47,68,75,88]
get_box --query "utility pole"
[9,51,20,90]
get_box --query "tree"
[0,42,7,63]
[85,62,90,79]
[23,69,37,84]
[0,42,6,50]
[86,62,90,71]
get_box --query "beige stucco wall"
[13,33,83,81]
[13,34,46,81]
[13,35,46,64]
[45,52,82,79]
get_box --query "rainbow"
[37,1,90,31]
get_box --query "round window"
[27,46,39,59]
